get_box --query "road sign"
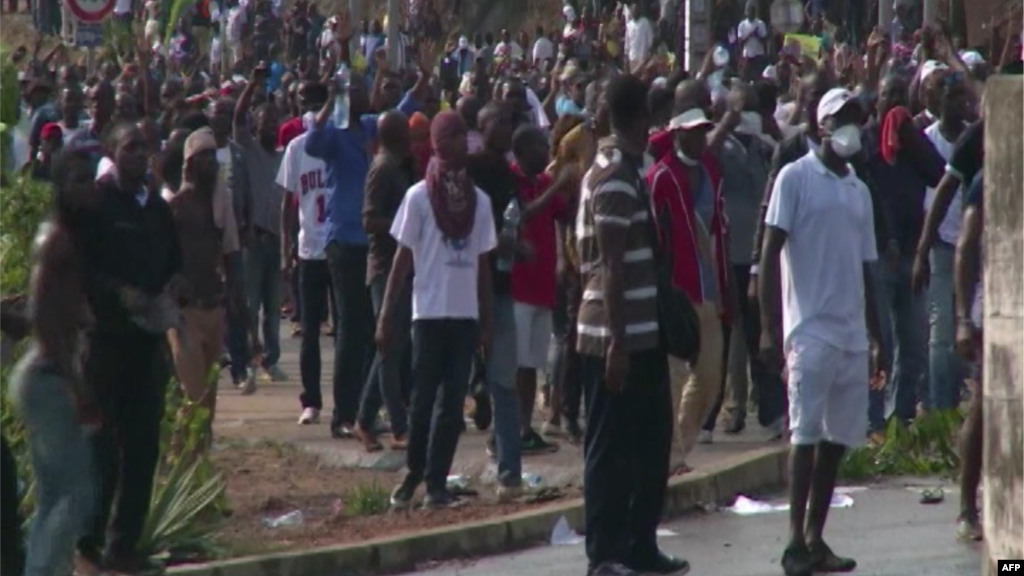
[65,0,116,23]
[74,22,103,48]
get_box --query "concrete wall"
[982,75,1024,576]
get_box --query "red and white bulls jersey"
[276,131,333,260]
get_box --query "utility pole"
[350,0,363,64]
[387,0,400,68]
[923,0,938,26]
[879,0,892,32]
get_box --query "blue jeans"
[928,243,966,410]
[870,256,929,428]
[325,242,375,427]
[357,275,411,436]
[245,232,283,368]
[487,295,522,487]
[404,319,477,494]
[10,350,96,576]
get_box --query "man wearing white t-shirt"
[532,25,554,66]
[921,72,971,411]
[759,88,885,576]
[278,117,333,426]
[381,112,496,510]
[625,2,654,73]
[736,2,769,80]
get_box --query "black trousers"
[78,332,168,562]
[554,273,584,423]
[404,319,477,494]
[0,433,24,575]
[298,259,331,409]
[325,242,375,427]
[581,346,672,567]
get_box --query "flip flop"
[920,487,945,505]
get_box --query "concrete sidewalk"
[214,331,784,486]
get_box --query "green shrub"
[0,44,227,561]
[839,409,964,481]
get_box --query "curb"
[169,446,788,576]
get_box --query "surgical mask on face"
[736,111,763,136]
[676,149,699,166]
[829,124,863,158]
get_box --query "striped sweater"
[575,136,660,356]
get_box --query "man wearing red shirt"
[647,107,730,473]
[509,125,572,453]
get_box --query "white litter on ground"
[550,516,585,546]
[726,493,855,516]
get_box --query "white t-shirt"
[923,123,961,245]
[95,156,115,180]
[533,36,554,65]
[276,132,332,260]
[114,0,132,16]
[737,18,767,58]
[764,151,878,353]
[390,181,497,321]
[625,17,654,70]
[227,6,246,43]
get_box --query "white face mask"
[676,149,699,166]
[829,124,863,158]
[736,111,763,136]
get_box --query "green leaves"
[137,448,227,562]
[839,409,965,481]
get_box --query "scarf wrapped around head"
[426,111,476,241]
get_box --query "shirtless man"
[11,147,101,576]
[166,126,257,434]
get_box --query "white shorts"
[786,334,869,448]
[513,302,552,369]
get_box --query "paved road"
[400,480,982,576]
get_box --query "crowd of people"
[1,0,1022,575]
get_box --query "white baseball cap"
[920,60,949,82]
[669,108,714,131]
[816,88,860,122]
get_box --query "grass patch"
[343,482,391,517]
[839,409,964,481]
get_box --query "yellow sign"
[783,34,821,59]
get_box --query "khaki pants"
[670,302,724,464]
[167,307,225,420]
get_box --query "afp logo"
[999,560,1024,572]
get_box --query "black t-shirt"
[947,120,984,185]
[467,153,516,295]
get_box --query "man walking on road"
[576,74,687,576]
[758,88,886,576]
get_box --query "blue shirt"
[304,91,419,245]
[555,95,583,118]
[692,166,717,305]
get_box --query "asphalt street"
[399,479,982,576]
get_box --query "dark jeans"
[298,259,331,409]
[325,242,375,427]
[404,319,477,494]
[717,265,785,428]
[225,251,250,382]
[357,274,411,436]
[1,433,25,576]
[581,347,672,567]
[244,231,282,368]
[551,272,584,424]
[78,333,168,562]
